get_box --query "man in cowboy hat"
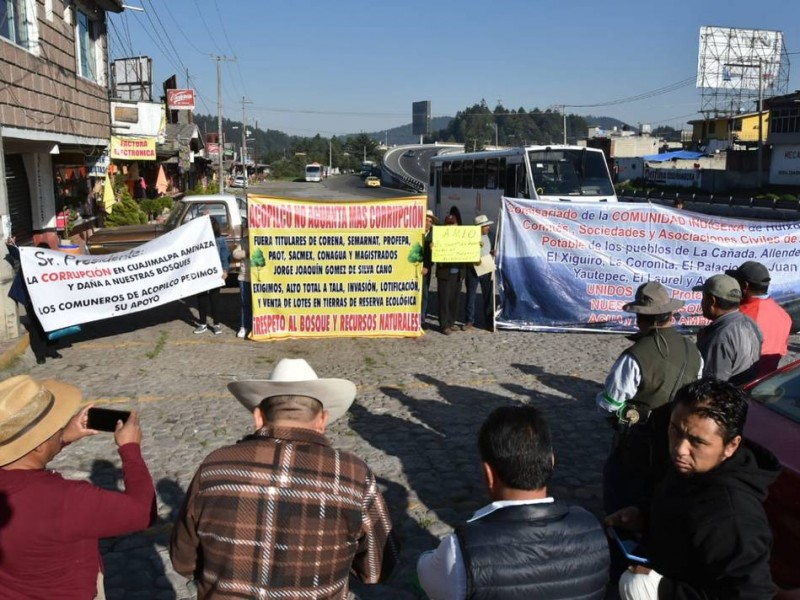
[421,209,438,328]
[595,281,702,514]
[170,358,399,599]
[693,274,762,385]
[725,261,792,376]
[0,375,155,599]
[463,214,495,331]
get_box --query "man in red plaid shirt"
[170,359,399,599]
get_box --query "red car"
[744,359,800,591]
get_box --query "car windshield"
[528,149,614,197]
[749,366,800,425]
[164,202,185,229]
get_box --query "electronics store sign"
[770,145,800,185]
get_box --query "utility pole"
[212,55,235,194]
[241,96,252,196]
[329,138,333,176]
[562,105,567,145]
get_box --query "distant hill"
[352,117,453,146]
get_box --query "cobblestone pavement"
[4,288,799,599]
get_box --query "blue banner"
[497,198,800,332]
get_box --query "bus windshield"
[528,149,614,197]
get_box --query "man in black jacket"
[417,405,609,600]
[607,379,779,600]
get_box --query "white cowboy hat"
[0,375,82,466]
[474,214,494,226]
[425,209,439,224]
[227,359,356,422]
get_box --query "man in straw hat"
[170,358,399,599]
[421,209,438,328]
[0,375,154,599]
[693,274,762,386]
[595,281,702,514]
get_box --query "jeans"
[464,268,494,326]
[240,280,252,330]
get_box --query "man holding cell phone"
[606,379,777,600]
[0,375,155,599]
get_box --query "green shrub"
[105,186,147,226]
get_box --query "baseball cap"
[692,274,742,302]
[725,261,770,286]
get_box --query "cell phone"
[609,527,650,565]
[87,408,131,432]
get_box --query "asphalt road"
[238,174,414,201]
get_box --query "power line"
[143,0,188,76]
[565,76,696,109]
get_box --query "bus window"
[498,158,506,191]
[473,159,486,189]
[450,161,462,188]
[441,163,451,187]
[504,163,517,197]
[486,158,498,190]
[463,160,474,189]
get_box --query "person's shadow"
[89,460,177,600]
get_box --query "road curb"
[0,334,29,370]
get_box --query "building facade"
[0,0,123,341]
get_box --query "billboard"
[412,101,431,136]
[167,89,195,110]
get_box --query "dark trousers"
[197,288,220,325]
[437,274,461,330]
[465,268,494,327]
[239,280,252,330]
[421,271,431,324]
[24,303,57,360]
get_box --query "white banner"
[20,217,224,331]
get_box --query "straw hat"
[474,214,494,226]
[227,359,356,422]
[0,375,82,466]
[425,210,439,224]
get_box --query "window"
[1,0,38,51]
[473,159,486,189]
[462,160,473,189]
[76,9,101,83]
[486,158,498,189]
[450,161,462,188]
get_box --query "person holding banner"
[435,214,466,335]
[463,214,495,331]
[693,274,762,386]
[725,261,792,377]
[596,281,702,514]
[5,239,62,364]
[193,218,230,335]
[421,210,437,328]
[232,222,252,339]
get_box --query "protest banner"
[247,195,426,339]
[431,225,481,263]
[19,217,223,331]
[497,197,800,332]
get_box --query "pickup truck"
[87,193,248,275]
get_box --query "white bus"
[428,145,616,224]
[304,162,323,182]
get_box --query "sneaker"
[462,323,473,331]
[237,327,246,338]
[193,324,208,334]
[211,324,222,335]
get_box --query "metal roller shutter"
[4,154,33,245]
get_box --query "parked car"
[87,194,247,276]
[230,175,247,188]
[365,176,381,188]
[744,359,800,590]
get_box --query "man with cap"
[694,274,762,386]
[421,209,438,328]
[463,214,495,331]
[0,375,155,598]
[170,358,399,599]
[726,260,792,376]
[596,281,702,513]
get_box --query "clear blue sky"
[108,0,800,137]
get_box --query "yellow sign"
[248,196,426,339]
[431,225,481,263]
[110,136,157,161]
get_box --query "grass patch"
[146,331,168,360]
[364,356,377,367]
